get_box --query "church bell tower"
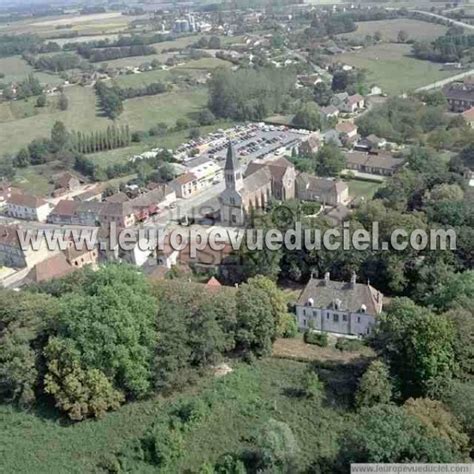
[224,141,243,191]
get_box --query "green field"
[334,44,456,95]
[0,86,111,155]
[0,56,63,85]
[176,57,232,71]
[0,84,212,156]
[119,87,208,131]
[0,94,67,123]
[340,19,448,43]
[0,356,360,472]
[101,53,174,69]
[348,179,383,200]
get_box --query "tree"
[315,143,346,176]
[404,398,470,457]
[292,102,321,131]
[175,118,188,130]
[301,366,324,401]
[51,120,69,151]
[197,108,216,126]
[157,163,175,182]
[313,81,333,106]
[246,275,288,339]
[208,36,221,49]
[235,281,275,357]
[15,148,30,167]
[189,127,201,139]
[444,305,474,380]
[340,404,462,466]
[397,30,408,43]
[44,338,124,421]
[36,94,46,107]
[425,271,474,312]
[45,265,157,405]
[152,280,236,391]
[58,93,69,111]
[440,380,474,448]
[253,419,300,472]
[373,298,456,398]
[142,421,184,469]
[374,30,383,42]
[0,291,57,407]
[355,360,392,408]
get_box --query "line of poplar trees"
[72,125,131,154]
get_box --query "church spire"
[225,141,239,172]
[224,141,243,191]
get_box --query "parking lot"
[176,123,309,169]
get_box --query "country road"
[411,10,474,31]
[415,68,474,92]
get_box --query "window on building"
[342,314,348,322]
[357,316,361,323]
[303,319,307,327]
[333,314,339,323]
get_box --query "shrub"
[335,337,364,352]
[304,330,328,347]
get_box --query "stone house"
[295,173,349,206]
[7,192,51,222]
[295,272,384,337]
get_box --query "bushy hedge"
[303,330,328,347]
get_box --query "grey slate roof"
[224,141,240,172]
[296,173,348,196]
[297,276,383,315]
[242,167,272,194]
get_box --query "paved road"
[415,68,474,92]
[411,10,474,31]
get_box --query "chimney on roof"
[324,272,330,285]
[350,271,357,288]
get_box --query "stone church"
[219,142,296,226]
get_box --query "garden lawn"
[347,178,382,200]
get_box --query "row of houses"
[48,184,176,228]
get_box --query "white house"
[7,192,51,222]
[295,272,384,337]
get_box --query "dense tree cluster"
[27,52,82,72]
[94,80,123,119]
[208,67,295,120]
[2,74,43,100]
[13,120,76,167]
[412,34,474,63]
[0,34,59,57]
[356,95,473,150]
[0,267,293,420]
[78,44,156,63]
[63,33,169,52]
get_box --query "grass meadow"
[0,355,368,472]
[334,43,455,95]
[340,19,448,43]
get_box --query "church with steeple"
[219,142,296,226]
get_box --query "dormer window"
[307,298,314,307]
[360,304,367,313]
